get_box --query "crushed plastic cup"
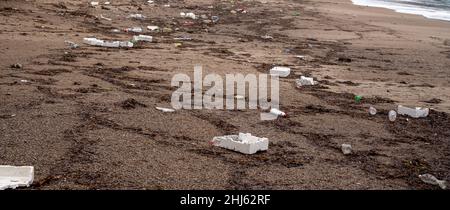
[369,106,377,115]
[388,110,397,122]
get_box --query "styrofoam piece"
[156,107,175,112]
[269,66,290,77]
[211,133,269,154]
[296,76,315,87]
[180,12,197,19]
[341,144,352,155]
[125,27,143,33]
[133,35,153,42]
[127,14,146,19]
[0,165,34,190]
[397,105,429,118]
[84,38,133,48]
[147,26,159,31]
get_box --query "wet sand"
[0,0,449,189]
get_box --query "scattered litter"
[388,110,397,122]
[341,144,352,155]
[147,0,154,4]
[104,2,110,5]
[270,108,286,117]
[211,133,269,155]
[147,26,159,31]
[100,14,112,21]
[20,79,29,83]
[162,27,173,33]
[83,37,133,48]
[354,95,362,103]
[174,43,182,47]
[124,27,143,33]
[156,107,175,113]
[111,29,121,33]
[419,174,447,189]
[0,165,34,190]
[200,14,208,19]
[230,10,237,14]
[211,16,219,23]
[261,35,273,40]
[10,63,22,69]
[163,4,170,7]
[127,14,146,20]
[397,105,429,118]
[133,35,153,42]
[269,66,290,77]
[64,40,79,49]
[296,76,315,87]
[180,12,197,19]
[90,2,99,7]
[369,106,377,115]
[174,36,192,41]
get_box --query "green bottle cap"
[355,95,362,102]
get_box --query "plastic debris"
[124,27,143,33]
[83,37,133,48]
[180,12,197,19]
[261,35,273,40]
[388,110,397,122]
[211,133,269,154]
[20,79,29,83]
[156,107,175,113]
[211,16,220,23]
[354,95,362,103]
[419,174,447,189]
[133,35,153,42]
[64,40,79,49]
[341,144,352,155]
[174,36,192,41]
[0,165,34,190]
[269,66,291,77]
[100,14,112,21]
[397,105,429,118]
[90,2,99,7]
[270,108,286,117]
[147,26,159,31]
[369,106,377,115]
[127,14,146,20]
[296,76,315,87]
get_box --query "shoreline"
[350,0,450,22]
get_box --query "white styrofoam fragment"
[211,133,269,154]
[269,66,290,77]
[341,144,352,155]
[133,35,153,42]
[0,166,34,190]
[156,107,175,112]
[397,105,429,118]
[296,76,315,87]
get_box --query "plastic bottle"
[388,110,397,122]
[270,108,286,117]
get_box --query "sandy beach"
[1,0,449,189]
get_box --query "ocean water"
[352,0,450,21]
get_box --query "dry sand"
[0,0,449,189]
